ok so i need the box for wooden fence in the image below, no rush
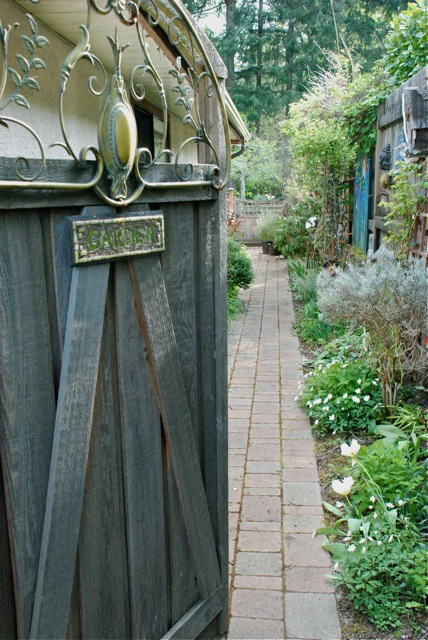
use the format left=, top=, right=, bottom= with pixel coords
left=372, top=65, right=428, bottom=261
left=230, top=196, right=285, bottom=244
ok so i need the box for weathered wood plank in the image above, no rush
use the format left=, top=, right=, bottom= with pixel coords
left=0, top=468, right=16, bottom=640
left=0, top=212, right=57, bottom=639
left=212, top=85, right=230, bottom=636
left=129, top=256, right=221, bottom=600
left=161, top=586, right=223, bottom=640
left=0, top=159, right=218, bottom=209
left=78, top=283, right=129, bottom=639
left=378, top=108, right=402, bottom=129
left=116, top=260, right=169, bottom=639
left=161, top=203, right=201, bottom=624
left=30, top=263, right=110, bottom=640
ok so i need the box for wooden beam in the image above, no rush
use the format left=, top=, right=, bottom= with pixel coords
left=30, top=263, right=110, bottom=640
left=129, top=256, right=222, bottom=599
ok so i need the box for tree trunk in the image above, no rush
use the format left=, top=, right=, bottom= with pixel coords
left=240, top=170, right=246, bottom=199
left=255, top=0, right=263, bottom=133
left=225, top=0, right=236, bottom=92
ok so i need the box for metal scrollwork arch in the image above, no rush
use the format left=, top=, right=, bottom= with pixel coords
left=0, top=0, right=231, bottom=204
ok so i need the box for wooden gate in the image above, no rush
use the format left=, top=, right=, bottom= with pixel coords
left=0, top=189, right=228, bottom=639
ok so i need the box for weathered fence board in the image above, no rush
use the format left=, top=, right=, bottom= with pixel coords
left=30, top=264, right=110, bottom=640
left=116, top=261, right=169, bottom=639
left=130, top=256, right=222, bottom=599
left=0, top=212, right=57, bottom=639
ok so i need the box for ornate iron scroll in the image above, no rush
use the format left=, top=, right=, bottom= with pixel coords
left=0, top=0, right=230, bottom=206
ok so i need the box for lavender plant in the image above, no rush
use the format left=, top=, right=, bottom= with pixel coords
left=316, top=250, right=427, bottom=407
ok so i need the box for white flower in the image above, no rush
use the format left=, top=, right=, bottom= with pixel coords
left=351, top=396, right=361, bottom=404
left=364, top=395, right=370, bottom=401
left=323, top=397, right=329, bottom=404
left=362, top=546, right=367, bottom=554
left=314, top=419, right=319, bottom=425
left=397, top=499, right=405, bottom=507
left=294, top=396, right=298, bottom=401
left=368, top=505, right=374, bottom=509
left=359, top=538, right=366, bottom=544
left=388, top=535, right=394, bottom=542
left=322, top=406, right=329, bottom=411
left=314, top=398, right=322, bottom=405
left=307, top=400, right=312, bottom=407
left=342, top=393, right=348, bottom=399
left=370, top=496, right=376, bottom=503
left=373, top=512, right=378, bottom=519
left=333, top=562, right=339, bottom=572
left=343, top=536, right=352, bottom=542
left=355, top=388, right=361, bottom=394
left=357, top=379, right=362, bottom=384
left=336, top=399, right=341, bottom=404
left=332, top=476, right=354, bottom=496
left=304, top=374, right=308, bottom=379
left=335, top=501, right=343, bottom=508
left=386, top=502, right=394, bottom=509
left=318, top=364, right=323, bottom=370
left=341, top=439, right=360, bottom=459
left=368, top=536, right=374, bottom=541
left=377, top=540, right=382, bottom=546
left=372, top=380, right=378, bottom=385
left=327, top=393, right=333, bottom=400
left=329, top=414, right=335, bottom=421
left=347, top=544, right=356, bottom=552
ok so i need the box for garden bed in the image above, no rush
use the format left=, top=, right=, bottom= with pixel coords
left=289, top=259, right=427, bottom=640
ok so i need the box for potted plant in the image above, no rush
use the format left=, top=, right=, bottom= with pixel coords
left=254, top=210, right=280, bottom=254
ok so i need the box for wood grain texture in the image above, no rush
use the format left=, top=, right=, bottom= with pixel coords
left=0, top=211, right=57, bottom=639
left=208, top=80, right=230, bottom=636
left=161, top=203, right=201, bottom=624
left=79, top=283, right=129, bottom=639
left=0, top=468, right=16, bottom=640
left=116, top=261, right=169, bottom=639
left=30, top=263, right=110, bottom=640
left=129, top=255, right=221, bottom=600
left=161, top=587, right=223, bottom=640
left=0, top=159, right=218, bottom=210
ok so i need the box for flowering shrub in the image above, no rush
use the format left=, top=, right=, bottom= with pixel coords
left=299, top=359, right=383, bottom=435
left=317, top=438, right=428, bottom=630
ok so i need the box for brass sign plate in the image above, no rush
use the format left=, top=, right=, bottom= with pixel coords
left=71, top=213, right=165, bottom=264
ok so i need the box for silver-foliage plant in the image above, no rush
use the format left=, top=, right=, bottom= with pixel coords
left=316, top=248, right=427, bottom=407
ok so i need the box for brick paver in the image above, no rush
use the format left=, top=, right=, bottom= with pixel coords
left=227, top=248, right=341, bottom=640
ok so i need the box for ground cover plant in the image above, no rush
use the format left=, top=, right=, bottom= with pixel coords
left=227, top=235, right=254, bottom=323
left=290, top=258, right=428, bottom=638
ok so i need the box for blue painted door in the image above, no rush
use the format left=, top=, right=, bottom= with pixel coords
left=353, top=155, right=370, bottom=252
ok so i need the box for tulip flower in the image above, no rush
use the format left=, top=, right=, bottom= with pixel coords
left=332, top=476, right=354, bottom=496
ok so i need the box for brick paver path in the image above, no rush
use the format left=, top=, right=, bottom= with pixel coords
left=227, top=248, right=341, bottom=640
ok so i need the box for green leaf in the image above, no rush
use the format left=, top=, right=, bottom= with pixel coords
left=322, top=542, right=347, bottom=557
left=314, top=527, right=347, bottom=537
left=347, top=518, right=361, bottom=534
left=386, top=508, right=397, bottom=526
left=375, top=424, right=407, bottom=440
left=321, top=501, right=345, bottom=517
